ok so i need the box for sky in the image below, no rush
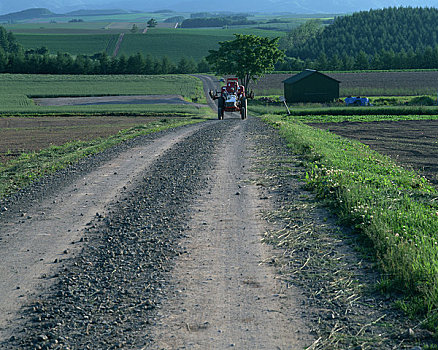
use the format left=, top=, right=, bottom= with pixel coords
left=0, top=0, right=437, bottom=15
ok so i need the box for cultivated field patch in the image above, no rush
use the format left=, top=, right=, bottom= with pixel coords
left=0, top=74, right=207, bottom=113
left=252, top=71, right=438, bottom=96
left=15, top=33, right=119, bottom=55
left=0, top=116, right=163, bottom=163
left=309, top=119, right=438, bottom=185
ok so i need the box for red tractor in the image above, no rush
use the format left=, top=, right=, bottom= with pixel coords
left=209, top=78, right=253, bottom=120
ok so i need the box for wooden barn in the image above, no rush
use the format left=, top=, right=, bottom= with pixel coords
left=283, top=69, right=340, bottom=103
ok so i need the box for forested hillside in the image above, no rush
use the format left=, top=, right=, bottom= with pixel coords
left=280, top=7, right=438, bottom=70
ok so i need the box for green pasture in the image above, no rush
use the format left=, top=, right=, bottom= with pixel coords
left=117, top=27, right=285, bottom=62
left=262, top=114, right=438, bottom=333
left=13, top=27, right=285, bottom=62
left=0, top=74, right=207, bottom=113
left=15, top=33, right=118, bottom=55
left=118, top=30, right=231, bottom=62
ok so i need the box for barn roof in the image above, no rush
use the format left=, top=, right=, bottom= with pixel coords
left=282, top=69, right=340, bottom=85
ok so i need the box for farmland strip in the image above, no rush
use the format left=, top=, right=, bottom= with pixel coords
left=112, top=32, right=125, bottom=57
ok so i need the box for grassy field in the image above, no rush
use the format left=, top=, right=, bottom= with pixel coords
left=261, top=114, right=438, bottom=334
left=16, top=33, right=118, bottom=55
left=0, top=74, right=207, bottom=114
left=13, top=27, right=285, bottom=61
left=0, top=117, right=207, bottom=199
left=0, top=73, right=214, bottom=197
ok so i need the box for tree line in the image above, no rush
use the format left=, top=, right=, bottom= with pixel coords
left=181, top=16, right=255, bottom=28
left=276, top=45, right=438, bottom=71
left=0, top=25, right=211, bottom=74
left=0, top=50, right=210, bottom=75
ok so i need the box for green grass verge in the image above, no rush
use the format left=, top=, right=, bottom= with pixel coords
left=0, top=117, right=207, bottom=199
left=261, top=114, right=438, bottom=334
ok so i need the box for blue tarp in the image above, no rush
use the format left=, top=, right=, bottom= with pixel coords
left=344, top=96, right=370, bottom=106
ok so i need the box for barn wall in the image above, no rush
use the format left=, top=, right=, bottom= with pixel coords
left=284, top=74, right=339, bottom=103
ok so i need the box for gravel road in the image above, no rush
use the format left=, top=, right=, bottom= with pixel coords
left=0, top=76, right=429, bottom=349
left=0, top=75, right=313, bottom=349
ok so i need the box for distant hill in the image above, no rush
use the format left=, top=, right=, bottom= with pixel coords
left=0, top=8, right=56, bottom=21
left=0, top=0, right=437, bottom=16
left=284, top=7, right=438, bottom=59
left=66, top=9, right=130, bottom=16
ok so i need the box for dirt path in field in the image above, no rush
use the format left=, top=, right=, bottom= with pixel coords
left=112, top=33, right=125, bottom=57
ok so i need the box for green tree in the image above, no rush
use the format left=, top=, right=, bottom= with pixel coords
left=127, top=52, right=144, bottom=74
left=117, top=55, right=128, bottom=74
left=354, top=50, right=369, bottom=69
left=147, top=18, right=158, bottom=28
left=0, top=48, right=7, bottom=72
left=197, top=58, right=210, bottom=73
left=328, top=54, right=342, bottom=71
left=316, top=52, right=328, bottom=70
left=98, top=52, right=110, bottom=74
left=279, top=19, right=323, bottom=53
left=160, top=56, right=174, bottom=74
left=206, top=34, right=284, bottom=90
left=177, top=57, right=196, bottom=74
left=143, top=55, right=155, bottom=74
left=130, top=24, right=139, bottom=33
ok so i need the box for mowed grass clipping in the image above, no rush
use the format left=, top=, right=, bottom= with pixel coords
left=261, top=114, right=438, bottom=332
left=0, top=74, right=206, bottom=113
left=0, top=117, right=206, bottom=199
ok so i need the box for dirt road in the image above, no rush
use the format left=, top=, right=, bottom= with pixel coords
left=0, top=76, right=428, bottom=349
left=0, top=76, right=312, bottom=349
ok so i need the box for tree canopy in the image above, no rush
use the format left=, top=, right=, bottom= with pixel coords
left=206, top=34, right=284, bottom=90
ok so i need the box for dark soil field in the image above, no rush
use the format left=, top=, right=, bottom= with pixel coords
left=254, top=71, right=438, bottom=96
left=0, top=116, right=160, bottom=163
left=309, top=119, right=438, bottom=185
